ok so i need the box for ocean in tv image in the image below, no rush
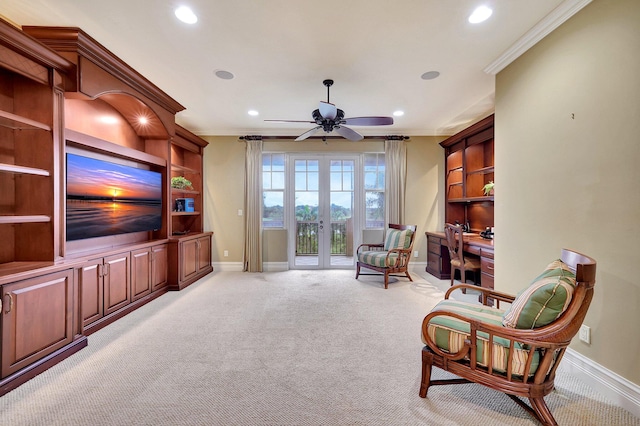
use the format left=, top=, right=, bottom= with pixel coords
left=66, top=153, right=163, bottom=241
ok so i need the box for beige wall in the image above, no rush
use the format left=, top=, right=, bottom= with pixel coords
left=202, top=136, right=445, bottom=265
left=495, top=0, right=640, bottom=384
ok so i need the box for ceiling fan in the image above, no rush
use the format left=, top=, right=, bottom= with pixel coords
left=265, top=79, right=394, bottom=141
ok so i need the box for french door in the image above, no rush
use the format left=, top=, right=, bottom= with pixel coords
left=288, top=154, right=361, bottom=269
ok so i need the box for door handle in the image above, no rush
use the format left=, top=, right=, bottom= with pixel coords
left=3, top=293, right=13, bottom=314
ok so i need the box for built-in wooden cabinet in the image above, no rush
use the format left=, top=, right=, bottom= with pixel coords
left=80, top=251, right=130, bottom=328
left=79, top=241, right=168, bottom=333
left=0, top=19, right=72, bottom=270
left=151, top=243, right=169, bottom=292
left=169, top=232, right=213, bottom=291
left=441, top=114, right=494, bottom=232
left=1, top=269, right=76, bottom=377
left=0, top=20, right=212, bottom=395
left=132, top=242, right=169, bottom=301
left=170, top=125, right=207, bottom=236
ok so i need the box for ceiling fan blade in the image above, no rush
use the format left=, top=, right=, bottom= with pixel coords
left=295, top=126, right=323, bottom=141
left=265, top=119, right=315, bottom=123
left=318, top=101, right=337, bottom=120
left=334, top=125, right=364, bottom=141
left=342, top=116, right=394, bottom=126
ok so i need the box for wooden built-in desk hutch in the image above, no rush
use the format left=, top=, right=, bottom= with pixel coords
left=426, top=115, right=495, bottom=290
left=0, top=20, right=212, bottom=395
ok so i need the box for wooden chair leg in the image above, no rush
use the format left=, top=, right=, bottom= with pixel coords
left=384, top=271, right=389, bottom=289
left=419, top=348, right=433, bottom=398
left=406, top=270, right=413, bottom=282
left=355, top=262, right=360, bottom=279
left=529, top=397, right=558, bottom=426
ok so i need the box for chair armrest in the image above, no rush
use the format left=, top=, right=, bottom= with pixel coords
left=356, top=243, right=384, bottom=254
left=385, top=248, right=412, bottom=267
left=445, top=284, right=516, bottom=307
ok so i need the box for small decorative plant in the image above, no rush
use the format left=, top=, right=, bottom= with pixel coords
left=171, top=176, right=193, bottom=190
left=482, top=181, right=494, bottom=196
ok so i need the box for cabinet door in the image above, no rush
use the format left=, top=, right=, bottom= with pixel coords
left=197, top=236, right=211, bottom=273
left=103, top=252, right=130, bottom=315
left=151, top=243, right=168, bottom=291
left=180, top=238, right=198, bottom=282
left=79, top=258, right=104, bottom=327
left=131, top=248, right=152, bottom=301
left=1, top=269, right=74, bottom=377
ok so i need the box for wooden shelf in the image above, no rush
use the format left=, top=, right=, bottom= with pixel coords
left=171, top=211, right=201, bottom=216
left=171, top=188, right=200, bottom=195
left=0, top=215, right=51, bottom=224
left=171, top=164, right=200, bottom=174
left=448, top=182, right=463, bottom=186
left=0, top=163, right=50, bottom=176
left=467, top=166, right=495, bottom=175
left=447, top=196, right=494, bottom=203
left=0, top=110, right=51, bottom=131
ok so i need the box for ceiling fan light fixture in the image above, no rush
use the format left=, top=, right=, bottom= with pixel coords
left=174, top=6, right=198, bottom=24
left=469, top=6, right=493, bottom=24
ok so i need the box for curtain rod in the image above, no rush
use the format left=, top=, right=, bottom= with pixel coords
left=238, top=135, right=409, bottom=142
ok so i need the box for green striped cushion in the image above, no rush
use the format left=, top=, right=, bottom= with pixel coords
left=424, top=300, right=540, bottom=376
left=502, top=259, right=576, bottom=329
left=358, top=251, right=399, bottom=268
left=384, top=229, right=413, bottom=250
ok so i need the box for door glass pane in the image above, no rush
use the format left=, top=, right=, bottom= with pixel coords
left=295, top=159, right=319, bottom=266
left=330, top=160, right=354, bottom=266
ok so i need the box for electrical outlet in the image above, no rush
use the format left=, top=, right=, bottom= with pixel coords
left=413, top=250, right=419, bottom=258
left=223, top=250, right=229, bottom=257
left=579, top=324, right=591, bottom=344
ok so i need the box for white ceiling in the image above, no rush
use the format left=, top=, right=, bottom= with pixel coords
left=0, top=0, right=582, bottom=138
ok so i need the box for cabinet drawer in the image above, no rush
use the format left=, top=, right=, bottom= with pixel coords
left=481, top=257, right=494, bottom=276
left=427, top=251, right=442, bottom=273
left=428, top=241, right=442, bottom=255
left=481, top=272, right=494, bottom=289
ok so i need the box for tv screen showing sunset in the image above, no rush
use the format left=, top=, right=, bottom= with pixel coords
left=66, top=153, right=163, bottom=241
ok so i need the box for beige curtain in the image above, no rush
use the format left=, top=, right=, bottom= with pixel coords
left=243, top=139, right=263, bottom=272
left=384, top=139, right=407, bottom=225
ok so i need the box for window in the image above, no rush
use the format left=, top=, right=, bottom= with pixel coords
left=262, top=153, right=285, bottom=228
left=364, top=153, right=385, bottom=228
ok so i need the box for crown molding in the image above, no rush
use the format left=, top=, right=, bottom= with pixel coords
left=484, top=0, right=593, bottom=75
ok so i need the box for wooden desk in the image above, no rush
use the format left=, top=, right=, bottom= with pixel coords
left=425, top=231, right=494, bottom=291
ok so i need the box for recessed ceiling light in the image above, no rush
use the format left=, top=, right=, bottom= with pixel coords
left=421, top=71, right=440, bottom=80
left=175, top=6, right=198, bottom=24
left=214, top=70, right=234, bottom=80
left=393, top=110, right=404, bottom=117
left=138, top=116, right=149, bottom=125
left=248, top=110, right=259, bottom=116
left=469, top=6, right=493, bottom=23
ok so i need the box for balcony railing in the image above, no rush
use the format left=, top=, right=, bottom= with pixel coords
left=296, top=219, right=353, bottom=256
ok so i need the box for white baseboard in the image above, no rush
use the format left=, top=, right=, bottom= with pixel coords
left=211, top=262, right=243, bottom=272
left=563, top=348, right=640, bottom=418
left=211, top=262, right=289, bottom=272
left=262, top=262, right=289, bottom=272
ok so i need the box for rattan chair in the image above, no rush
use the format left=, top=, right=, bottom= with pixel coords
left=419, top=249, right=596, bottom=426
left=355, top=224, right=416, bottom=289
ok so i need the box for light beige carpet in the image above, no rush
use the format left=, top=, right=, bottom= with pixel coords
left=0, top=269, right=638, bottom=425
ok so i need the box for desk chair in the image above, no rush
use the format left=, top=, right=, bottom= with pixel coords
left=444, top=223, right=481, bottom=289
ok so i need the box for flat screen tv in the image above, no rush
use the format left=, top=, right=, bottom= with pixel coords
left=66, top=153, right=163, bottom=241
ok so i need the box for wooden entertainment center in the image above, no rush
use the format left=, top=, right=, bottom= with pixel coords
left=0, top=20, right=212, bottom=394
